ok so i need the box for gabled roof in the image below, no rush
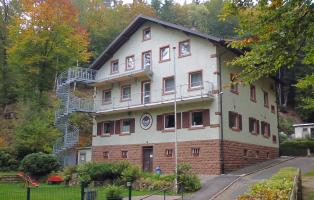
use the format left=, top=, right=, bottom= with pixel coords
left=90, top=15, right=242, bottom=70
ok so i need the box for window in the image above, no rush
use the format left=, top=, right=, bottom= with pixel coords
left=103, top=151, right=109, bottom=159
left=121, top=119, right=131, bottom=134
left=303, top=128, right=308, bottom=132
left=179, top=40, right=191, bottom=57
left=97, top=122, right=103, bottom=136
left=121, top=151, right=128, bottom=158
left=191, top=148, right=200, bottom=157
left=125, top=55, right=135, bottom=70
left=164, top=114, right=175, bottom=129
left=160, top=45, right=170, bottom=62
left=230, top=73, right=239, bottom=94
left=191, top=111, right=203, bottom=127
left=261, top=121, right=270, bottom=137
left=165, top=149, right=173, bottom=157
left=111, top=60, right=119, bottom=74
left=249, top=117, right=259, bottom=135
left=103, top=122, right=111, bottom=135
left=189, top=71, right=202, bottom=89
left=250, top=85, right=256, bottom=102
left=255, top=150, right=260, bottom=158
left=121, top=85, right=131, bottom=101
left=102, top=90, right=112, bottom=104
left=142, top=51, right=151, bottom=69
left=243, top=149, right=248, bottom=157
left=79, top=153, right=86, bottom=163
left=163, top=76, right=175, bottom=94
left=272, top=135, right=277, bottom=143
left=266, top=152, right=270, bottom=159
left=229, top=111, right=242, bottom=131
left=271, top=105, right=275, bottom=113
left=311, top=128, right=314, bottom=138
left=143, top=27, right=151, bottom=41
left=264, top=91, right=269, bottom=107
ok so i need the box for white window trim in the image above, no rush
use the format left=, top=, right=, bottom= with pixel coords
left=190, top=111, right=204, bottom=128
left=121, top=85, right=131, bottom=101
left=164, top=114, right=175, bottom=130
left=121, top=119, right=131, bottom=134
left=189, top=71, right=203, bottom=89
left=163, top=77, right=175, bottom=94
left=111, top=60, right=119, bottom=74
left=102, top=90, right=112, bottom=104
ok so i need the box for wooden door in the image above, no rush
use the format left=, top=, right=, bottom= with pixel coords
left=143, top=147, right=153, bottom=172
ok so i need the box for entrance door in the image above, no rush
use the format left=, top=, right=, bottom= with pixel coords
left=142, top=82, right=151, bottom=104
left=143, top=147, right=153, bottom=172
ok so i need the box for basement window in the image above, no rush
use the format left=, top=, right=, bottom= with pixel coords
left=191, top=148, right=200, bottom=157
left=103, top=151, right=109, bottom=159
left=165, top=149, right=173, bottom=157
left=121, top=151, right=128, bottom=158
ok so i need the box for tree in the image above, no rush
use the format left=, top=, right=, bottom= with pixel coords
left=221, top=0, right=314, bottom=107
left=8, top=0, right=91, bottom=102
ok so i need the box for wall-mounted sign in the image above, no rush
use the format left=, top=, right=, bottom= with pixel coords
left=140, top=113, right=153, bottom=130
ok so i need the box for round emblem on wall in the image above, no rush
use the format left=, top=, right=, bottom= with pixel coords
left=140, top=113, right=153, bottom=130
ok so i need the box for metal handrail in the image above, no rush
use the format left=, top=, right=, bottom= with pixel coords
left=139, top=182, right=184, bottom=200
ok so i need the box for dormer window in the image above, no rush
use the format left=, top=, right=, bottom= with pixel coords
left=160, top=45, right=170, bottom=62
left=111, top=60, right=119, bottom=74
left=126, top=55, right=135, bottom=70
left=179, top=40, right=191, bottom=57
left=143, top=27, right=151, bottom=41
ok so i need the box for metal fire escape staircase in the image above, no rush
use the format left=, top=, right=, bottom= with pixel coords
left=53, top=67, right=97, bottom=155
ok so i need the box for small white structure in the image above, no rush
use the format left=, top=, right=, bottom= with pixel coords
left=77, top=147, right=92, bottom=165
left=293, top=123, right=314, bottom=139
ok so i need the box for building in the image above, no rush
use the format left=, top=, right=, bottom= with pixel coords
left=293, top=123, right=314, bottom=139
left=77, top=147, right=92, bottom=165
left=54, top=15, right=279, bottom=174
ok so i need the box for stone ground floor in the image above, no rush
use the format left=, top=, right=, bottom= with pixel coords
left=92, top=139, right=279, bottom=175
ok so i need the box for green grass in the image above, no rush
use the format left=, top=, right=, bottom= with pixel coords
left=304, top=168, right=314, bottom=177
left=0, top=183, right=172, bottom=200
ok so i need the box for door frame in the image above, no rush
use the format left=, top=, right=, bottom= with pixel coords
left=142, top=146, right=154, bottom=172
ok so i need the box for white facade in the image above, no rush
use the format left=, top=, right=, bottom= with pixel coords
left=293, top=123, right=314, bottom=139
left=77, top=147, right=92, bottom=164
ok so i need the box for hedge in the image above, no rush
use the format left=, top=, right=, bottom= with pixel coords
left=280, top=140, right=314, bottom=156
left=237, top=167, right=298, bottom=200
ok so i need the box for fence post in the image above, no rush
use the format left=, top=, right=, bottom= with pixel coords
left=26, top=187, right=30, bottom=200
left=163, top=190, right=166, bottom=200
left=127, top=182, right=132, bottom=200
left=81, top=182, right=86, bottom=200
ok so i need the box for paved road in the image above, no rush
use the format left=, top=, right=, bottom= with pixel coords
left=214, top=157, right=314, bottom=200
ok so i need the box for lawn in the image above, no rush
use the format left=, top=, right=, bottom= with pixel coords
left=0, top=183, right=167, bottom=200
left=304, top=168, right=314, bottom=177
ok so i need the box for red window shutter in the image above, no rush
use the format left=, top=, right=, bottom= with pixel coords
left=115, top=120, right=121, bottom=135
left=97, top=122, right=103, bottom=136
left=228, top=111, right=233, bottom=129
left=130, top=118, right=135, bottom=133
left=109, top=121, right=114, bottom=135
left=176, top=113, right=182, bottom=129
left=182, top=112, right=190, bottom=128
left=249, top=117, right=253, bottom=132
left=238, top=114, right=242, bottom=130
left=157, top=115, right=164, bottom=131
left=257, top=120, right=260, bottom=134
left=203, top=109, right=210, bottom=126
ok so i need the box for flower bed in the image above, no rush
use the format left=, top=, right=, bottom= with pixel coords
left=237, top=167, right=298, bottom=200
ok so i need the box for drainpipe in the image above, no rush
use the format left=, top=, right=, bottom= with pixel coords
left=217, top=47, right=227, bottom=175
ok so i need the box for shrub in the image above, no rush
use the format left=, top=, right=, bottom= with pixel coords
left=0, top=150, right=19, bottom=171
left=121, top=165, right=140, bottom=182
left=63, top=165, right=77, bottom=184
left=237, top=167, right=297, bottom=200
left=20, top=152, right=60, bottom=177
left=134, top=175, right=174, bottom=191
left=280, top=139, right=314, bottom=156
left=105, top=185, right=123, bottom=199
left=177, top=163, right=201, bottom=192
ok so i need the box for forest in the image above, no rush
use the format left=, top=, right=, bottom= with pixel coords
left=0, top=0, right=313, bottom=158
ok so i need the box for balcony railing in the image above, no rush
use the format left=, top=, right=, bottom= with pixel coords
left=57, top=67, right=97, bottom=87
left=94, top=81, right=215, bottom=113
left=95, top=58, right=153, bottom=85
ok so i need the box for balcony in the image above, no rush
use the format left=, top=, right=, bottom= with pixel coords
left=94, top=81, right=215, bottom=114
left=92, top=59, right=153, bottom=86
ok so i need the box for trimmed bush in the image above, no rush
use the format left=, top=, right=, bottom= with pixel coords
left=280, top=140, right=314, bottom=156
left=0, top=150, right=19, bottom=171
left=134, top=173, right=175, bottom=191
left=20, top=152, right=60, bottom=177
left=237, top=167, right=298, bottom=200
left=177, top=163, right=201, bottom=192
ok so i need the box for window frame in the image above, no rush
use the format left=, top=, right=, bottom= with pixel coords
left=121, top=84, right=131, bottom=101
left=159, top=45, right=171, bottom=63
left=125, top=55, right=135, bottom=71
left=250, top=84, right=256, bottom=102
left=271, top=105, right=275, bottom=113
left=142, top=27, right=151, bottom=41
left=249, top=117, right=259, bottom=135
left=263, top=91, right=269, bottom=108
left=272, top=135, right=277, bottom=143
left=164, top=113, right=175, bottom=130
left=165, top=149, right=173, bottom=157
left=103, top=151, right=109, bottom=159
left=190, top=111, right=204, bottom=128
left=261, top=121, right=271, bottom=138
left=229, top=111, right=242, bottom=131
left=189, top=70, right=203, bottom=90
left=102, top=89, right=112, bottom=105
left=142, top=50, right=152, bottom=69
left=191, top=148, right=200, bottom=157
left=230, top=73, right=239, bottom=94
left=121, top=119, right=131, bottom=134
left=110, top=59, right=119, bottom=74
left=121, top=150, right=128, bottom=158
left=178, top=39, right=191, bottom=58
left=103, top=121, right=112, bottom=135
left=163, top=76, right=175, bottom=95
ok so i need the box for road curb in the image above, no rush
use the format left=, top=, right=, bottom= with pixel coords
left=209, top=157, right=296, bottom=200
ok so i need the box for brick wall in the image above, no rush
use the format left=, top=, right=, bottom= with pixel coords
left=92, top=139, right=279, bottom=175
